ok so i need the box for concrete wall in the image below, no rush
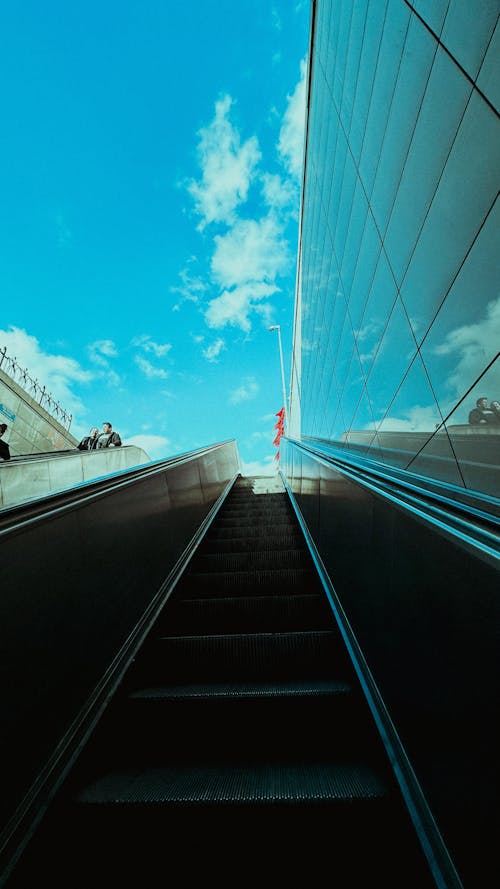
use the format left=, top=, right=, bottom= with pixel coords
left=0, top=446, right=152, bottom=508
left=0, top=369, right=78, bottom=456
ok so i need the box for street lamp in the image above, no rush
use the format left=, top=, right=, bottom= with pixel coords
left=268, top=324, right=287, bottom=431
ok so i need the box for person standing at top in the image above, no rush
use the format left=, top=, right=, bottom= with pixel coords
left=96, top=421, right=122, bottom=448
left=77, top=426, right=99, bottom=451
left=0, top=423, right=11, bottom=460
left=468, top=397, right=495, bottom=425
left=489, top=400, right=500, bottom=425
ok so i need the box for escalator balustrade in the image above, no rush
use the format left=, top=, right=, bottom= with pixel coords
left=7, top=475, right=436, bottom=887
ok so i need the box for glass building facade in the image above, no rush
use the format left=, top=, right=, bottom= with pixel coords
left=290, top=0, right=500, bottom=499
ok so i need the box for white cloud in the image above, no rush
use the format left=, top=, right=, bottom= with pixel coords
left=278, top=57, right=307, bottom=181
left=228, top=376, right=259, bottom=404
left=240, top=456, right=279, bottom=476
left=367, top=405, right=441, bottom=433
left=433, top=296, right=500, bottom=396
left=171, top=263, right=208, bottom=309
left=134, top=355, right=169, bottom=379
left=88, top=339, right=118, bottom=367
left=132, top=334, right=172, bottom=358
left=271, top=6, right=282, bottom=30
left=261, top=172, right=297, bottom=212
left=211, top=215, right=291, bottom=288
left=123, top=434, right=170, bottom=460
left=202, top=338, right=226, bottom=362
left=0, top=326, right=92, bottom=420
left=205, top=282, right=279, bottom=332
left=188, top=94, right=261, bottom=229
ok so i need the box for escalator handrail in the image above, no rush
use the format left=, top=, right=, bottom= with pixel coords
left=0, top=439, right=239, bottom=536
left=280, top=466, right=464, bottom=889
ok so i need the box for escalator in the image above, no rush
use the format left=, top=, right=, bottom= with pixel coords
left=5, top=475, right=437, bottom=887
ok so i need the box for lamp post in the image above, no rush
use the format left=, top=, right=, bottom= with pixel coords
left=268, top=324, right=287, bottom=432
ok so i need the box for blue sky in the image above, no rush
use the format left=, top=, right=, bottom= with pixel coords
left=0, top=1, right=310, bottom=472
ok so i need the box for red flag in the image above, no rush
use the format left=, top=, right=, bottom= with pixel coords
left=275, top=407, right=285, bottom=418
left=274, top=418, right=284, bottom=431
left=274, top=450, right=280, bottom=461
left=273, top=432, right=282, bottom=447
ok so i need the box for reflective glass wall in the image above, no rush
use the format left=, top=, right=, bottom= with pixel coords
left=291, top=0, right=500, bottom=496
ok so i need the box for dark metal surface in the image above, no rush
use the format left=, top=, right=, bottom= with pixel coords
left=280, top=436, right=499, bottom=889
left=0, top=439, right=239, bottom=877
left=3, top=474, right=436, bottom=889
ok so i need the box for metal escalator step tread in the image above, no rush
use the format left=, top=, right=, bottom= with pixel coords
left=161, top=593, right=332, bottom=632
left=184, top=567, right=314, bottom=585
left=208, top=525, right=297, bottom=539
left=157, top=629, right=337, bottom=644
left=200, top=536, right=305, bottom=553
left=129, top=679, right=352, bottom=701
left=216, top=513, right=295, bottom=522
left=167, top=593, right=325, bottom=615
left=75, top=762, right=388, bottom=805
left=150, top=630, right=344, bottom=671
left=220, top=508, right=293, bottom=518
left=192, top=550, right=310, bottom=571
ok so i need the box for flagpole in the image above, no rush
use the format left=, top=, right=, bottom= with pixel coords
left=268, top=325, right=287, bottom=433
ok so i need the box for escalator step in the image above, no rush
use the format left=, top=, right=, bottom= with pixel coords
left=199, top=533, right=305, bottom=553
left=160, top=593, right=332, bottom=633
left=132, top=630, right=351, bottom=683
left=129, top=678, right=352, bottom=701
left=207, top=520, right=298, bottom=538
left=179, top=567, right=315, bottom=595
left=75, top=761, right=388, bottom=805
left=190, top=549, right=311, bottom=572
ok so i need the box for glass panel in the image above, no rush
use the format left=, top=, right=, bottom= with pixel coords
left=444, top=356, right=500, bottom=497
left=441, top=0, right=498, bottom=80
left=327, top=127, right=348, bottom=238
left=315, top=0, right=331, bottom=64
left=413, top=0, right=450, bottom=35
left=367, top=353, right=458, bottom=480
left=400, top=92, right=500, bottom=340
left=349, top=210, right=382, bottom=335
left=334, top=316, right=356, bottom=392
left=348, top=0, right=389, bottom=162
left=334, top=149, right=358, bottom=263
left=325, top=363, right=342, bottom=439
left=339, top=2, right=370, bottom=132
left=477, top=17, right=500, bottom=112
left=332, top=3, right=355, bottom=110
left=357, top=250, right=401, bottom=379
left=365, top=296, right=418, bottom=422
left=341, top=180, right=369, bottom=301
left=340, top=348, right=367, bottom=433
left=345, top=385, right=379, bottom=454
left=419, top=197, right=500, bottom=425
left=384, top=47, right=472, bottom=286
left=328, top=275, right=348, bottom=365
left=358, top=2, right=412, bottom=197
left=325, top=0, right=343, bottom=90
left=404, top=426, right=466, bottom=488
left=370, top=17, right=437, bottom=235
left=331, top=400, right=349, bottom=444
left=316, top=77, right=329, bottom=186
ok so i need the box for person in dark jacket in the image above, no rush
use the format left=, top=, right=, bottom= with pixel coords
left=96, top=421, right=122, bottom=449
left=0, top=423, right=11, bottom=460
left=77, top=426, right=99, bottom=451
left=468, top=397, right=495, bottom=425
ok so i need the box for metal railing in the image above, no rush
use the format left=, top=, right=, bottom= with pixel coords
left=0, top=346, right=72, bottom=430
